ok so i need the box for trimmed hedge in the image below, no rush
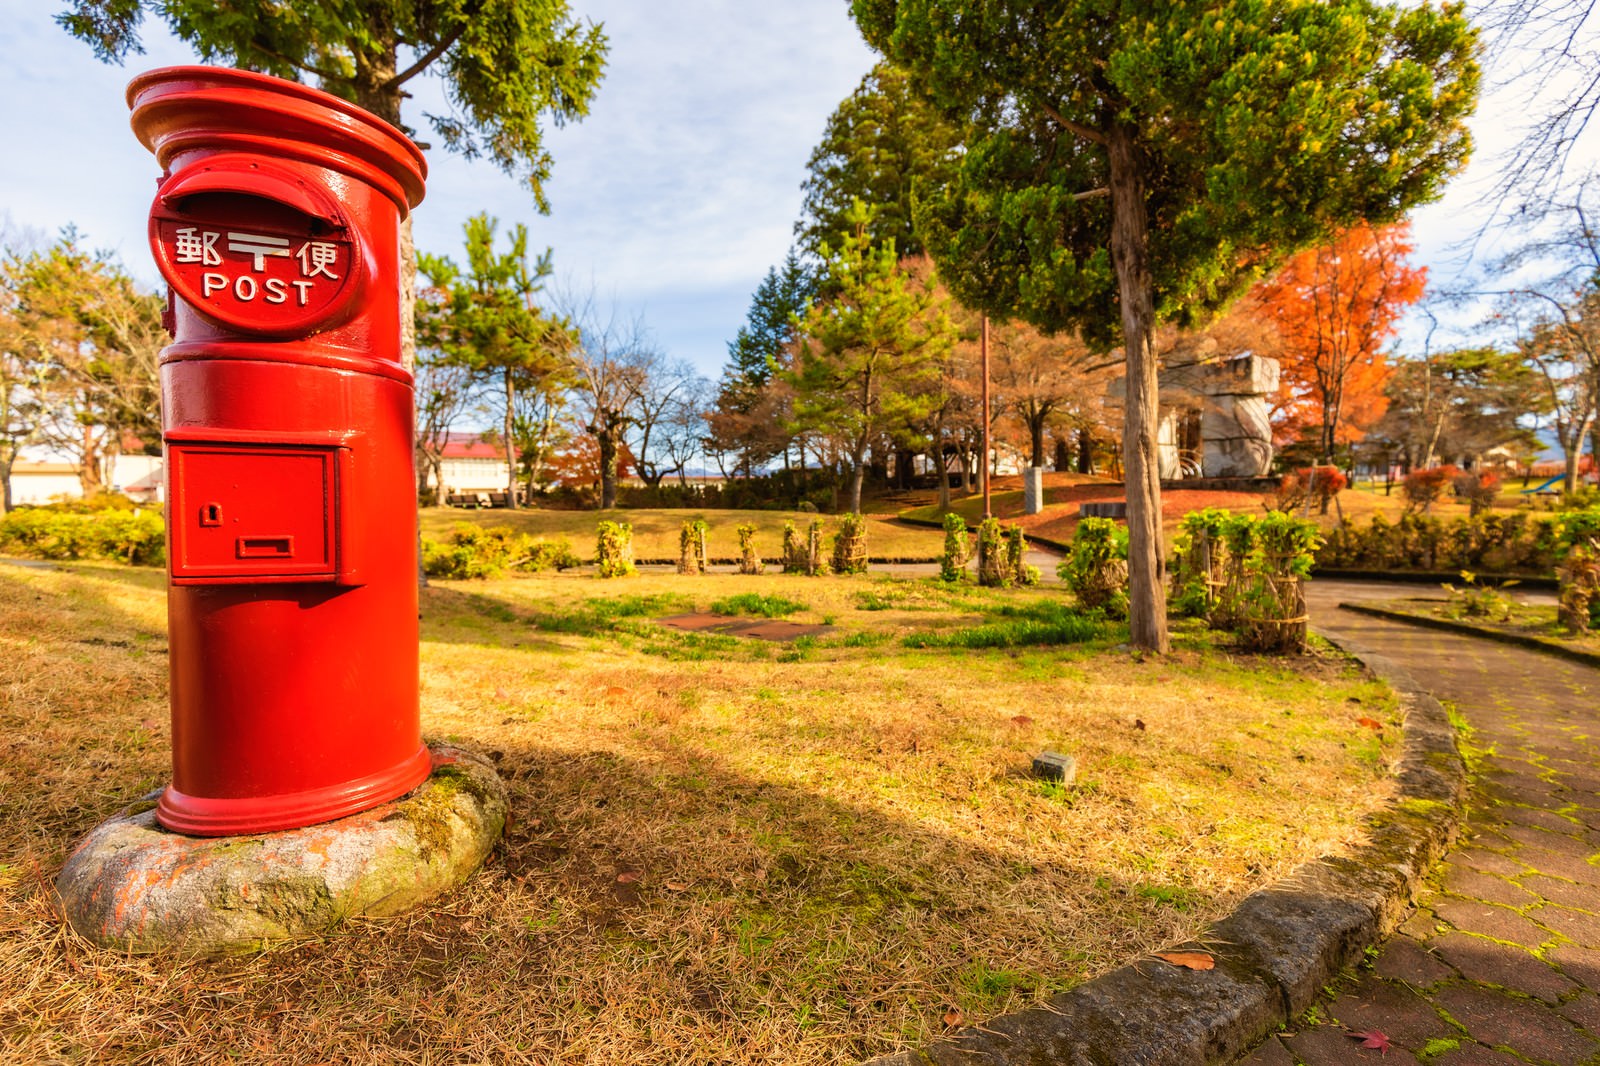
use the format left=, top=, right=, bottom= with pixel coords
left=0, top=505, right=165, bottom=566
left=1316, top=511, right=1589, bottom=575
left=422, top=523, right=579, bottom=579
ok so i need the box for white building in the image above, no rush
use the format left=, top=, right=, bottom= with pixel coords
left=7, top=451, right=165, bottom=506
left=422, top=432, right=515, bottom=503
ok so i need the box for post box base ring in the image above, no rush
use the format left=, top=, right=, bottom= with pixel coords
left=156, top=744, right=435, bottom=837
left=55, top=745, right=506, bottom=955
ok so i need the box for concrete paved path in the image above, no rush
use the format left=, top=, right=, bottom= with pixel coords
left=1238, top=580, right=1600, bottom=1065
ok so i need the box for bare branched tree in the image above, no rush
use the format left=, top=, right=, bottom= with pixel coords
left=413, top=355, right=479, bottom=501
left=1481, top=0, right=1600, bottom=204
left=1479, top=179, right=1600, bottom=491
left=556, top=285, right=651, bottom=509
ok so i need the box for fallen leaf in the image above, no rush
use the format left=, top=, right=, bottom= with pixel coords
left=1133, top=719, right=1146, bottom=731
left=1010, top=715, right=1034, bottom=727
left=1347, top=1029, right=1390, bottom=1054
left=495, top=688, right=509, bottom=700
left=1154, top=951, right=1215, bottom=970
left=604, top=686, right=628, bottom=699
left=665, top=881, right=690, bottom=892
left=615, top=870, right=642, bottom=884
left=942, top=1007, right=964, bottom=1029
left=1356, top=717, right=1384, bottom=731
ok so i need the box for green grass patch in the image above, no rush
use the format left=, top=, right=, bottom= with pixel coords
left=526, top=592, right=691, bottom=636
left=903, top=599, right=1117, bottom=649
left=711, top=592, right=808, bottom=618
left=903, top=614, right=1114, bottom=649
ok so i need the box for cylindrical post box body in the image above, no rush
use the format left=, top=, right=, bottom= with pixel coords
left=129, top=67, right=431, bottom=836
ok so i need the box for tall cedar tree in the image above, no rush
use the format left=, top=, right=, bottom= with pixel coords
left=417, top=214, right=575, bottom=508
left=853, top=0, right=1478, bottom=652
left=710, top=250, right=814, bottom=474
left=59, top=0, right=608, bottom=366
left=1257, top=222, right=1426, bottom=462
left=787, top=203, right=956, bottom=514
left=797, top=62, right=961, bottom=261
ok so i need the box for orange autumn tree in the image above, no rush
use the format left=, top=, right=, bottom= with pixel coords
left=1257, top=222, right=1426, bottom=462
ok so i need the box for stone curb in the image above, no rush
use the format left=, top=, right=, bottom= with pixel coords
left=862, top=624, right=1468, bottom=1066
left=1338, top=601, right=1600, bottom=670
left=1311, top=567, right=1559, bottom=590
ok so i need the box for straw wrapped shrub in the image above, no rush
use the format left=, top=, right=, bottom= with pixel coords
left=736, top=522, right=764, bottom=575
left=1059, top=517, right=1129, bottom=616
left=596, top=520, right=635, bottom=578
left=831, top=513, right=868, bottom=575
left=939, top=512, right=969, bottom=583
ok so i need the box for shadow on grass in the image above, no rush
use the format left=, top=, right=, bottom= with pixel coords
left=0, top=562, right=1316, bottom=1064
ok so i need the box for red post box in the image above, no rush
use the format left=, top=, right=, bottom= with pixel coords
left=129, top=66, right=432, bottom=836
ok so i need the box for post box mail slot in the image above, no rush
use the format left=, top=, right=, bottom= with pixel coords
left=149, top=158, right=360, bottom=338
left=168, top=442, right=344, bottom=584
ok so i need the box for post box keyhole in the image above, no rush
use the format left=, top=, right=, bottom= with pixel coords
left=200, top=503, right=223, bottom=527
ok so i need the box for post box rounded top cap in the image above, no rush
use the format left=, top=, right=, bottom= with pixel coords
left=127, top=66, right=426, bottom=216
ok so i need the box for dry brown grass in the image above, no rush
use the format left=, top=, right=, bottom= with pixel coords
left=0, top=561, right=1401, bottom=1065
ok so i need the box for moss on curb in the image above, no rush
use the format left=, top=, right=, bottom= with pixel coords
left=1339, top=602, right=1600, bottom=669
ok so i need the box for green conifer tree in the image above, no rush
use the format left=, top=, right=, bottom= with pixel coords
left=786, top=202, right=956, bottom=514
left=853, top=0, right=1479, bottom=651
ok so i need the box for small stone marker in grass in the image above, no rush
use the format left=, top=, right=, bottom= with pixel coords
left=1032, top=751, right=1077, bottom=783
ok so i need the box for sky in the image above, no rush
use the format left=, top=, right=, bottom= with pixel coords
left=0, top=1, right=1593, bottom=382
left=0, top=0, right=875, bottom=380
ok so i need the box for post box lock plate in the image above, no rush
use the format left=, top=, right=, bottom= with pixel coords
left=149, top=155, right=362, bottom=337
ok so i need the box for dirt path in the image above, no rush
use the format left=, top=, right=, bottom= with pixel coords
left=1237, top=581, right=1600, bottom=1065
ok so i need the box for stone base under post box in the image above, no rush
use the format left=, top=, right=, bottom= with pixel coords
left=55, top=745, right=506, bottom=954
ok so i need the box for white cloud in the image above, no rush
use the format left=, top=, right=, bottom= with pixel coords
left=0, top=0, right=874, bottom=379
left=5, top=0, right=1596, bottom=375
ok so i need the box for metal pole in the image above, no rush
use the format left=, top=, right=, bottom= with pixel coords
left=981, top=314, right=991, bottom=519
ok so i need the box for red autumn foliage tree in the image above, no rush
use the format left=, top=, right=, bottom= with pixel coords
left=547, top=433, right=635, bottom=494
left=1257, top=222, right=1426, bottom=461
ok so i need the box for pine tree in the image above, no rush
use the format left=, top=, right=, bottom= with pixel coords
left=797, top=62, right=961, bottom=260
left=707, top=249, right=815, bottom=475
left=854, top=0, right=1478, bottom=651
left=417, top=214, right=575, bottom=509
left=785, top=202, right=956, bottom=513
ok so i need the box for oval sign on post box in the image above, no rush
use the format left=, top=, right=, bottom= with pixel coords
left=149, top=157, right=362, bottom=337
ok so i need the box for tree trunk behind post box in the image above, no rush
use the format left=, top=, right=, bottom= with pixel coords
left=349, top=43, right=429, bottom=579
left=1108, top=122, right=1169, bottom=654
left=503, top=371, right=519, bottom=509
